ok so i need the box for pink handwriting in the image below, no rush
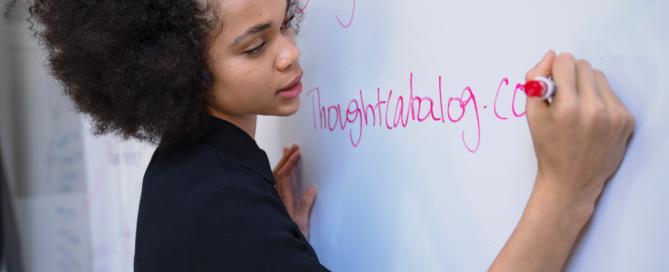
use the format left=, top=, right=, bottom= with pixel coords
left=493, top=77, right=527, bottom=120
left=297, top=0, right=356, bottom=28
left=306, top=73, right=528, bottom=152
left=336, top=0, right=356, bottom=28
left=296, top=0, right=310, bottom=14
left=307, top=73, right=494, bottom=152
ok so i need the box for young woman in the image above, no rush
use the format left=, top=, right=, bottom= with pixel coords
left=21, top=0, right=634, bottom=271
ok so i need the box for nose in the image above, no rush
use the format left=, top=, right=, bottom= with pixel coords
left=275, top=38, right=300, bottom=71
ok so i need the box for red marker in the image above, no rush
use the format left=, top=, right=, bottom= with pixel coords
left=524, top=76, right=555, bottom=100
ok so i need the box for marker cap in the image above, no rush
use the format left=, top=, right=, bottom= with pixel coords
left=525, top=76, right=555, bottom=99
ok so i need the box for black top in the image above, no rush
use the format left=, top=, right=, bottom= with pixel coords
left=134, top=117, right=329, bottom=271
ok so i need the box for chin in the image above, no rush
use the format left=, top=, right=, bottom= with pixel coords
left=274, top=97, right=301, bottom=116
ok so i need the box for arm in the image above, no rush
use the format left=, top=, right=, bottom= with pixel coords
left=490, top=51, right=635, bottom=271
left=489, top=176, right=595, bottom=271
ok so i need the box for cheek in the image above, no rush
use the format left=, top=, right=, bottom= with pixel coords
left=227, top=66, right=271, bottom=98
left=211, top=61, right=273, bottom=110
left=227, top=56, right=271, bottom=84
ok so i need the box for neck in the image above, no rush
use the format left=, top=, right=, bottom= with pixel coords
left=209, top=109, right=257, bottom=138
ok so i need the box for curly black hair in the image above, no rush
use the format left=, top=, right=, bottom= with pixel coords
left=5, top=0, right=300, bottom=144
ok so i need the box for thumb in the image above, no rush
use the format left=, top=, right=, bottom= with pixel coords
left=298, top=185, right=318, bottom=219
left=296, top=185, right=318, bottom=239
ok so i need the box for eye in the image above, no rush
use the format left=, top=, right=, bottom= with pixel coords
left=245, top=40, right=267, bottom=56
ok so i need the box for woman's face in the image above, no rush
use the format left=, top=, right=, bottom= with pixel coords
left=206, top=0, right=302, bottom=120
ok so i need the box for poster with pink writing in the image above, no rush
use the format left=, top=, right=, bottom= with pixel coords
left=256, top=0, right=669, bottom=271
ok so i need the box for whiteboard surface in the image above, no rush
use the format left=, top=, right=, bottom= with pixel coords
left=2, top=0, right=667, bottom=271
left=257, top=0, right=669, bottom=271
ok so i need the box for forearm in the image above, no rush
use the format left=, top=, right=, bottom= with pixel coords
left=489, top=177, right=596, bottom=271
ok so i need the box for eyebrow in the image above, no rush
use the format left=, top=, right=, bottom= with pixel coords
left=230, top=0, right=291, bottom=48
left=230, top=22, right=273, bottom=48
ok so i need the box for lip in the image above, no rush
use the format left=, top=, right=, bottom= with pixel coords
left=276, top=72, right=304, bottom=98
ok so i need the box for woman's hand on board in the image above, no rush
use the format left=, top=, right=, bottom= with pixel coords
left=525, top=50, right=635, bottom=208
left=273, top=144, right=318, bottom=240
left=490, top=50, right=635, bottom=271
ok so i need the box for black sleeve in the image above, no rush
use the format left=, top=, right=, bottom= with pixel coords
left=189, top=181, right=330, bottom=272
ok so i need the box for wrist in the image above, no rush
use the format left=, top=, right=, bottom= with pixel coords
left=535, top=169, right=605, bottom=206
left=530, top=178, right=596, bottom=230
left=490, top=178, right=597, bottom=271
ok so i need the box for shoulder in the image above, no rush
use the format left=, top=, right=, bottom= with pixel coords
left=142, top=139, right=273, bottom=195
left=137, top=139, right=278, bottom=230
left=134, top=141, right=274, bottom=269
left=134, top=141, right=328, bottom=271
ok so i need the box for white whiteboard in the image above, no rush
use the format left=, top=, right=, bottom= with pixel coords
left=257, top=0, right=669, bottom=271
left=3, top=0, right=668, bottom=271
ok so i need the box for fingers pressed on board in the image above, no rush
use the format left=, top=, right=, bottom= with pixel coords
left=274, top=145, right=300, bottom=176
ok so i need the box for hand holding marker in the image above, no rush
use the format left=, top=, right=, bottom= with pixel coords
left=491, top=51, right=635, bottom=270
